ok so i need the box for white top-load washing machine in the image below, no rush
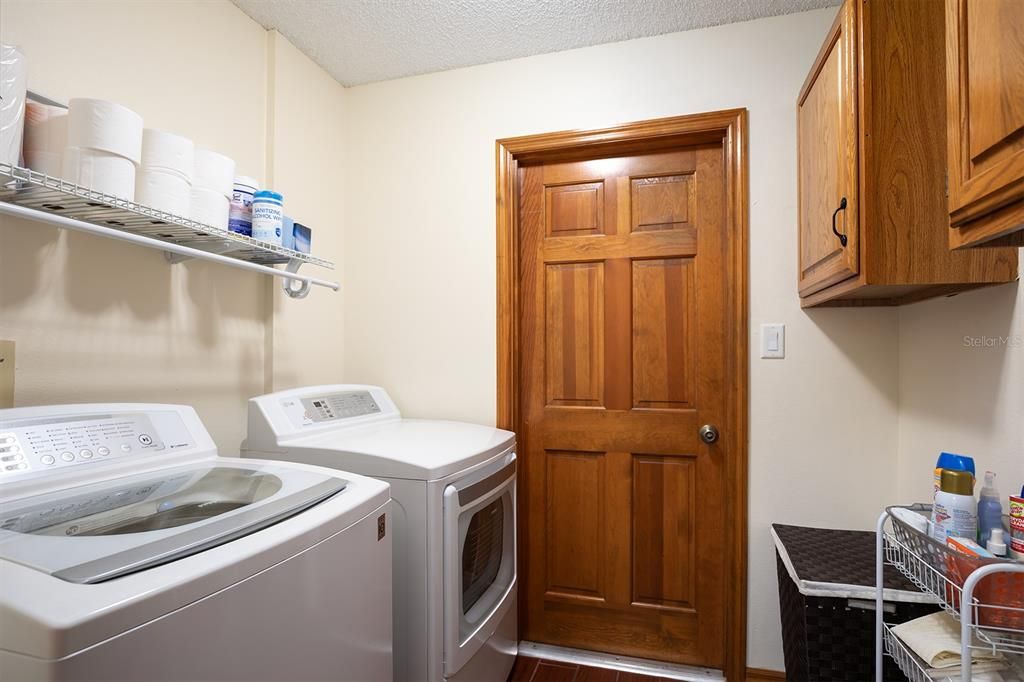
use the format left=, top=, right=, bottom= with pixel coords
left=244, top=385, right=517, bottom=682
left=0, top=403, right=393, bottom=682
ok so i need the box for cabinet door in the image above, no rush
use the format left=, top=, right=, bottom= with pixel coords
left=797, top=1, right=859, bottom=296
left=947, top=0, right=1024, bottom=245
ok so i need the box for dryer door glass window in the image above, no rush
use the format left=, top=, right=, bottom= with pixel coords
left=462, top=496, right=504, bottom=613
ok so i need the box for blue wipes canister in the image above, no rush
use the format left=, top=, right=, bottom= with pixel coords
left=251, top=189, right=284, bottom=245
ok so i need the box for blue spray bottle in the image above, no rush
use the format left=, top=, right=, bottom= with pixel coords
left=978, top=471, right=1003, bottom=545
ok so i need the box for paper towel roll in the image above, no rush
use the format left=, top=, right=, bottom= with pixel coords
left=25, top=151, right=63, bottom=177
left=67, top=98, right=143, bottom=164
left=190, top=186, right=229, bottom=230
left=137, top=167, right=191, bottom=216
left=63, top=146, right=136, bottom=200
left=193, top=149, right=235, bottom=198
left=25, top=102, right=68, bottom=153
left=141, top=128, right=193, bottom=181
left=0, top=44, right=28, bottom=166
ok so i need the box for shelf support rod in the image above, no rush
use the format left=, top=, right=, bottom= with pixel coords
left=0, top=201, right=340, bottom=292
left=875, top=510, right=887, bottom=682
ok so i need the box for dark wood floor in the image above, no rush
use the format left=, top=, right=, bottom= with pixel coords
left=509, top=657, right=673, bottom=682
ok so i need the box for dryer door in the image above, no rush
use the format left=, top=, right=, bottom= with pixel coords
left=442, top=451, right=517, bottom=677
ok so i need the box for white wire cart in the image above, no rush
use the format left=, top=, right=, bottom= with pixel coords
left=876, top=505, right=1024, bottom=682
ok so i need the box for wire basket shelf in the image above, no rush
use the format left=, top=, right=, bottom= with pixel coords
left=883, top=623, right=939, bottom=682
left=0, top=163, right=333, bottom=269
left=883, top=505, right=1024, bottom=657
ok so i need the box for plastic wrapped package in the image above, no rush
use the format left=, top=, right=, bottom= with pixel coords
left=0, top=44, right=28, bottom=166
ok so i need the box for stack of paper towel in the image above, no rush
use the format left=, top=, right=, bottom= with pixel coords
left=63, top=98, right=142, bottom=201
left=190, top=149, right=235, bottom=230
left=0, top=44, right=27, bottom=167
left=24, top=102, right=67, bottom=177
left=136, top=129, right=193, bottom=216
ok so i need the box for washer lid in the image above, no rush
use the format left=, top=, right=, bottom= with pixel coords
left=0, top=460, right=345, bottom=583
left=292, top=419, right=515, bottom=480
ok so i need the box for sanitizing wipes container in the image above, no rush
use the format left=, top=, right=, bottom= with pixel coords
left=229, top=176, right=259, bottom=236
left=252, top=190, right=283, bottom=245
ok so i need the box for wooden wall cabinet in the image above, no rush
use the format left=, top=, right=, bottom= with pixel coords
left=946, top=0, right=1024, bottom=249
left=797, top=0, right=1018, bottom=308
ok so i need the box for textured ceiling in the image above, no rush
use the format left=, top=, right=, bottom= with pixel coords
left=232, top=0, right=840, bottom=87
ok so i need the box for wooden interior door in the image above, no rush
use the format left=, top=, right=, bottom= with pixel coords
left=517, top=144, right=731, bottom=668
left=946, top=0, right=1024, bottom=231
left=797, top=0, right=859, bottom=296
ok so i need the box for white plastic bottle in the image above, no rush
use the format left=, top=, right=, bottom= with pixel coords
left=987, top=528, right=1008, bottom=557
left=932, top=469, right=978, bottom=541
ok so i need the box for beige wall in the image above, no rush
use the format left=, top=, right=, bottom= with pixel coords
left=897, top=276, right=1024, bottom=503
left=0, top=0, right=269, bottom=450
left=0, top=3, right=345, bottom=450
left=342, top=7, right=903, bottom=669
left=266, top=31, right=348, bottom=391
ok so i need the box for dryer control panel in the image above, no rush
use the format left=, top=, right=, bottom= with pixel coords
left=283, top=390, right=382, bottom=427
left=0, top=410, right=193, bottom=478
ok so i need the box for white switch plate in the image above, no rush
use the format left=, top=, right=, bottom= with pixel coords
left=760, top=324, right=785, bottom=359
left=0, top=340, right=13, bottom=408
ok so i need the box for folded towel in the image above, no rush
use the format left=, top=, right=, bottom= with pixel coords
left=891, top=612, right=1006, bottom=669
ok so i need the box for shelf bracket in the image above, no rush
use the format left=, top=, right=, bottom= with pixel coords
left=282, top=259, right=312, bottom=299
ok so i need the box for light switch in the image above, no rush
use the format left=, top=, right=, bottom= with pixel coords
left=760, top=324, right=785, bottom=359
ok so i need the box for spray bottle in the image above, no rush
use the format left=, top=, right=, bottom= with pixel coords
left=978, top=471, right=1003, bottom=545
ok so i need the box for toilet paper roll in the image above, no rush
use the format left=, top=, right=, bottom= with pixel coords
left=63, top=146, right=136, bottom=200
left=25, top=150, right=63, bottom=177
left=193, top=149, right=235, bottom=198
left=67, top=98, right=143, bottom=164
left=190, top=186, right=230, bottom=230
left=0, top=44, right=28, bottom=166
left=136, top=167, right=191, bottom=216
left=25, top=102, right=68, bottom=154
left=141, top=128, right=193, bottom=181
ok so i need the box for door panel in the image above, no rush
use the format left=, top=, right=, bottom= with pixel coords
left=545, top=263, right=605, bottom=407
left=797, top=0, right=859, bottom=295
left=544, top=450, right=606, bottom=601
left=632, top=454, right=696, bottom=611
left=519, top=144, right=728, bottom=667
left=631, top=258, right=695, bottom=410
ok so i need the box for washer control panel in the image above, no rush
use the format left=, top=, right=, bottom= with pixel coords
left=282, top=390, right=381, bottom=428
left=0, top=411, right=190, bottom=478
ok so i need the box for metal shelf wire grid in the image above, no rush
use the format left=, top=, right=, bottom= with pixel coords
left=883, top=623, right=939, bottom=682
left=883, top=507, right=1024, bottom=657
left=0, top=163, right=333, bottom=269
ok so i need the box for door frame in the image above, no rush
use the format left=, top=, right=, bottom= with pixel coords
left=495, top=109, right=749, bottom=680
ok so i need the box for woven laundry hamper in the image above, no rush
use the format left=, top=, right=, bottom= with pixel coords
left=772, top=524, right=940, bottom=681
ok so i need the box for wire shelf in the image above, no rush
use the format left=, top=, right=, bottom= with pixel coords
left=883, top=506, right=1024, bottom=657
left=0, top=163, right=333, bottom=269
left=883, top=623, right=939, bottom=682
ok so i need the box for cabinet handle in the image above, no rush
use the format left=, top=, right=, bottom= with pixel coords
left=831, top=197, right=849, bottom=247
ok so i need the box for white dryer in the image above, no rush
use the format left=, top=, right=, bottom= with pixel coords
left=0, top=403, right=393, bottom=682
left=244, top=385, right=517, bottom=682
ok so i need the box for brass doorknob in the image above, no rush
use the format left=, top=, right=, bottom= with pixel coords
left=699, top=424, right=720, bottom=444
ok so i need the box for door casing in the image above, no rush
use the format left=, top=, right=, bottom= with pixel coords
left=494, top=109, right=749, bottom=680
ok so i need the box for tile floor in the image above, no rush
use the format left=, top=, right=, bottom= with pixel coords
left=509, top=656, right=672, bottom=682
